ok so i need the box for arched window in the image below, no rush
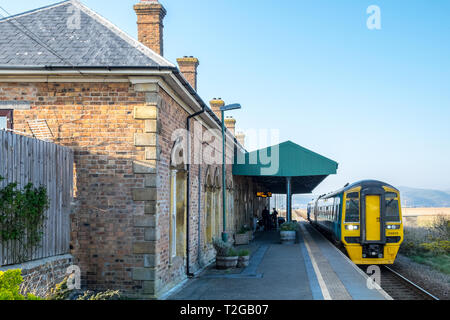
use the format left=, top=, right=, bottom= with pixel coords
left=204, top=166, right=213, bottom=244
left=213, top=168, right=221, bottom=238
left=226, top=179, right=234, bottom=232
left=169, top=138, right=187, bottom=259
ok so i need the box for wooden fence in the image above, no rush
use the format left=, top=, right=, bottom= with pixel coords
left=0, top=130, right=73, bottom=266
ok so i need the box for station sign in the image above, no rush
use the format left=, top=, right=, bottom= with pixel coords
left=257, top=192, right=273, bottom=198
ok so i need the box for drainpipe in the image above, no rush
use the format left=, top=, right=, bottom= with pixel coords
left=197, top=165, right=203, bottom=268
left=186, top=107, right=206, bottom=277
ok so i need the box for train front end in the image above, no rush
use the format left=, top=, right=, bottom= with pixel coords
left=341, top=181, right=404, bottom=265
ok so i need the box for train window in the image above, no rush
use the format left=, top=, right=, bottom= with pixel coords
left=385, top=192, right=400, bottom=222
left=345, top=192, right=360, bottom=222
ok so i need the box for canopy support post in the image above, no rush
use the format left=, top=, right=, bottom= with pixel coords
left=286, top=176, right=292, bottom=222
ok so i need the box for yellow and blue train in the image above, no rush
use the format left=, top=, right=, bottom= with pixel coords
left=307, top=180, right=403, bottom=265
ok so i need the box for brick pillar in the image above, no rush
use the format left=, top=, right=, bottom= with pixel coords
left=134, top=0, right=167, bottom=56
left=131, top=82, right=162, bottom=298
left=177, top=57, right=200, bottom=91
left=209, top=98, right=225, bottom=122
left=224, top=117, right=236, bottom=136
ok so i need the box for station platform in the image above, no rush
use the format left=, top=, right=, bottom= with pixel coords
left=167, top=220, right=392, bottom=300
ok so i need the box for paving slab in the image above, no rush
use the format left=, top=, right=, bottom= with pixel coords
left=169, top=231, right=313, bottom=300
left=168, top=223, right=391, bottom=300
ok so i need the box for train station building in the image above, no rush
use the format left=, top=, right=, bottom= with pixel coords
left=0, top=0, right=339, bottom=299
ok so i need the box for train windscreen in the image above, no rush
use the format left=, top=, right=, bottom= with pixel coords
left=385, top=192, right=400, bottom=222
left=345, top=192, right=360, bottom=223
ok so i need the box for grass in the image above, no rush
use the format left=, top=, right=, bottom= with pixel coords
left=409, top=254, right=450, bottom=275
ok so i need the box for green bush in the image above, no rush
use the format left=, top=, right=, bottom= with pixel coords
left=0, top=176, right=49, bottom=263
left=238, top=249, right=250, bottom=257
left=227, top=248, right=238, bottom=257
left=0, top=270, right=40, bottom=300
left=47, top=277, right=73, bottom=300
left=237, top=225, right=252, bottom=235
left=280, top=222, right=299, bottom=232
left=401, top=215, right=450, bottom=258
left=76, top=290, right=121, bottom=300
left=419, top=240, right=450, bottom=256
left=48, top=277, right=122, bottom=300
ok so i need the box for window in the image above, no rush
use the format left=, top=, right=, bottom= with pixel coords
left=0, top=110, right=13, bottom=130
left=169, top=170, right=177, bottom=259
left=385, top=192, right=400, bottom=222
left=169, top=169, right=187, bottom=259
left=345, top=192, right=360, bottom=223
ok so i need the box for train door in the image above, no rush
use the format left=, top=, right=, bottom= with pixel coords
left=360, top=186, right=386, bottom=245
left=365, top=195, right=381, bottom=241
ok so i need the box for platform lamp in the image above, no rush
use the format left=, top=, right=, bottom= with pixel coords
left=220, top=103, right=242, bottom=243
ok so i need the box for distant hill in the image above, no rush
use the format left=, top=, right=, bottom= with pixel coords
left=399, top=187, right=450, bottom=208
left=281, top=187, right=450, bottom=209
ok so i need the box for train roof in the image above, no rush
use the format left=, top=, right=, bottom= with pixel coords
left=319, top=180, right=399, bottom=199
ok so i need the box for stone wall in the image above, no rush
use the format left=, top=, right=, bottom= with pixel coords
left=0, top=254, right=73, bottom=298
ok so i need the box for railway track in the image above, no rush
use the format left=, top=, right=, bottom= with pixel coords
left=361, top=265, right=440, bottom=300
left=309, top=222, right=440, bottom=300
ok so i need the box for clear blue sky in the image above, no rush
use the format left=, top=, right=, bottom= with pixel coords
left=2, top=0, right=450, bottom=193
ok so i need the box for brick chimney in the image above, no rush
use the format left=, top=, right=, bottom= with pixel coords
left=236, top=132, right=246, bottom=147
left=134, top=0, right=167, bottom=56
left=224, top=117, right=236, bottom=136
left=177, top=56, right=200, bottom=91
left=210, top=98, right=225, bottom=122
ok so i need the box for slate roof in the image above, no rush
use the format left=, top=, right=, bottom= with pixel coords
left=0, top=0, right=175, bottom=68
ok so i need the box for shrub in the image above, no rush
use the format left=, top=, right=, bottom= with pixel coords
left=0, top=176, right=49, bottom=263
left=47, top=277, right=73, bottom=300
left=238, top=249, right=250, bottom=257
left=77, top=290, right=121, bottom=300
left=420, top=240, right=450, bottom=256
left=431, top=215, right=450, bottom=240
left=48, top=277, right=121, bottom=300
left=280, top=222, right=299, bottom=232
left=227, top=248, right=238, bottom=257
left=400, top=215, right=450, bottom=258
left=0, top=269, right=40, bottom=300
left=237, top=225, right=252, bottom=235
left=212, top=238, right=231, bottom=257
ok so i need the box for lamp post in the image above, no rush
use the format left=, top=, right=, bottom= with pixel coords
left=220, top=103, right=242, bottom=243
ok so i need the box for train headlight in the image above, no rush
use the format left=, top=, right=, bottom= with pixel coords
left=387, top=225, right=401, bottom=230
left=345, top=225, right=359, bottom=231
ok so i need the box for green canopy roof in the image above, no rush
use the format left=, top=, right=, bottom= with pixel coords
left=233, top=141, right=338, bottom=194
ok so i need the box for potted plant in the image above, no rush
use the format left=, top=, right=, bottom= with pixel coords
left=237, top=249, right=250, bottom=268
left=243, top=225, right=253, bottom=241
left=227, top=248, right=239, bottom=268
left=280, top=222, right=298, bottom=245
left=234, top=226, right=250, bottom=245
left=213, top=238, right=237, bottom=269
